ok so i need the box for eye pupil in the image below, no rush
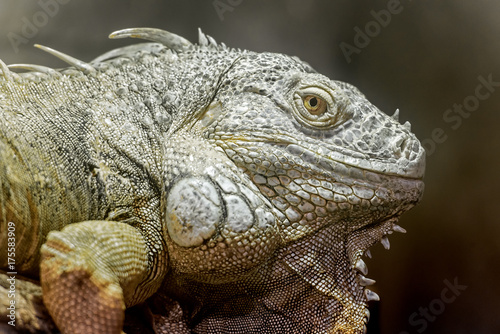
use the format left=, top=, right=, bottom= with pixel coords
left=309, top=97, right=318, bottom=107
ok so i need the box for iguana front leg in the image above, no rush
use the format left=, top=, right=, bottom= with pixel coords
left=40, top=220, right=166, bottom=334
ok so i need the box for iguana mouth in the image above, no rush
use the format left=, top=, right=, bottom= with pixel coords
left=213, top=132, right=425, bottom=184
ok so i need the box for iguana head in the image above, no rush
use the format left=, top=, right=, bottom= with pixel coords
left=194, top=46, right=425, bottom=331
left=206, top=51, right=425, bottom=235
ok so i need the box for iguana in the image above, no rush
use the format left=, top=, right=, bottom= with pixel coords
left=0, top=27, right=425, bottom=334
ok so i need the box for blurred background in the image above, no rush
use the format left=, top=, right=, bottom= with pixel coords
left=0, top=1, right=498, bottom=333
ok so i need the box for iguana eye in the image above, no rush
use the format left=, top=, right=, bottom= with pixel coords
left=292, top=86, right=344, bottom=129
left=303, top=95, right=327, bottom=115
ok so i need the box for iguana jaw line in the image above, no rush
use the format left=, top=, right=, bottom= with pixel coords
left=214, top=133, right=425, bottom=180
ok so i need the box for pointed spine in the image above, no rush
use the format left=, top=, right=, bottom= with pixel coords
left=359, top=275, right=376, bottom=286
left=381, top=236, right=390, bottom=250
left=365, top=289, right=380, bottom=301
left=392, top=224, right=407, bottom=233
left=0, top=59, right=13, bottom=82
left=392, top=108, right=400, bottom=122
left=206, top=35, right=217, bottom=47
left=355, top=258, right=368, bottom=275
left=8, top=64, right=62, bottom=77
left=109, top=28, right=192, bottom=52
left=198, top=28, right=209, bottom=46
left=365, top=249, right=372, bottom=258
left=34, top=44, right=96, bottom=74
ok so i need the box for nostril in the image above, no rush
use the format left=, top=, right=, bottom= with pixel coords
left=400, top=138, right=411, bottom=159
left=391, top=136, right=406, bottom=158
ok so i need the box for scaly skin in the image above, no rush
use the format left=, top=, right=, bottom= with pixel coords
left=0, top=28, right=425, bottom=333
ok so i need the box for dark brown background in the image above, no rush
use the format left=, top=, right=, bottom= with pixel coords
left=1, top=1, right=498, bottom=333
